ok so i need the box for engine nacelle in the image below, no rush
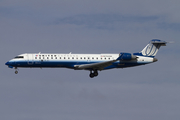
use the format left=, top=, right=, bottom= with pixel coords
left=119, top=53, right=137, bottom=60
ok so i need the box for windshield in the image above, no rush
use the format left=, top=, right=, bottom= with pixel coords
left=14, top=56, right=24, bottom=59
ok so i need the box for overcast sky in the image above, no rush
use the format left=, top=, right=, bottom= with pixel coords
left=1, top=0, right=180, bottom=120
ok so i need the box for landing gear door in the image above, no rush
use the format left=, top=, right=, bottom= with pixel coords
left=27, top=54, right=34, bottom=65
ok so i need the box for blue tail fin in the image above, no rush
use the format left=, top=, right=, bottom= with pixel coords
left=134, top=39, right=167, bottom=57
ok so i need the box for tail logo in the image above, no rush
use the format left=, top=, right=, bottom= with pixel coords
left=142, top=43, right=160, bottom=56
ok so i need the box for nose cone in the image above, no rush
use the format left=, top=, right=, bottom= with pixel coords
left=5, top=61, right=14, bottom=68
left=153, top=58, right=158, bottom=62
left=5, top=61, right=10, bottom=66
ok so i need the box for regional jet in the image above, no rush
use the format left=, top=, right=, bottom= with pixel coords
left=5, top=39, right=167, bottom=78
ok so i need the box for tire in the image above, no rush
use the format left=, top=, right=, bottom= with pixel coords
left=89, top=73, right=94, bottom=78
left=15, top=71, right=18, bottom=74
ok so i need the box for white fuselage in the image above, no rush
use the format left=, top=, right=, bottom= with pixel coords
left=6, top=53, right=155, bottom=69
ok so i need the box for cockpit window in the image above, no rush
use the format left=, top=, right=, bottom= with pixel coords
left=14, top=56, right=24, bottom=59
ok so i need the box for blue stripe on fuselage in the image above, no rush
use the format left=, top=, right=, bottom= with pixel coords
left=9, top=60, right=149, bottom=70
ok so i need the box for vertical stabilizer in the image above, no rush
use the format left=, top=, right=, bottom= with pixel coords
left=134, top=39, right=167, bottom=57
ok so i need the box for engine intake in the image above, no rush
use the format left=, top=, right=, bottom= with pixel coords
left=119, top=53, right=137, bottom=60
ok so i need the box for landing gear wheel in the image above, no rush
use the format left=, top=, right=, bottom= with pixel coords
left=89, top=73, right=94, bottom=78
left=14, top=67, right=18, bottom=74
left=89, top=70, right=99, bottom=78
left=94, top=71, right=98, bottom=76
left=15, top=71, right=18, bottom=74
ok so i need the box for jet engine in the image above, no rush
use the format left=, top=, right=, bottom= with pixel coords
left=119, top=53, right=137, bottom=60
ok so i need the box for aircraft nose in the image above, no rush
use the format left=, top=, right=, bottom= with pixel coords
left=5, top=61, right=10, bottom=66
left=5, top=61, right=14, bottom=68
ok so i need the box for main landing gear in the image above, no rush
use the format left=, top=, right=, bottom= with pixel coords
left=89, top=70, right=98, bottom=78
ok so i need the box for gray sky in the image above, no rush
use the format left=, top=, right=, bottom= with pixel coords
left=0, top=0, right=180, bottom=120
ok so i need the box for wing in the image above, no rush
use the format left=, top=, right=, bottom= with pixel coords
left=74, top=60, right=117, bottom=70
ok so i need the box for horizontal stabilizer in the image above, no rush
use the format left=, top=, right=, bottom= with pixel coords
left=151, top=39, right=167, bottom=46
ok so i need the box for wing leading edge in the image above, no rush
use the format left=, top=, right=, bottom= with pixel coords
left=74, top=60, right=117, bottom=70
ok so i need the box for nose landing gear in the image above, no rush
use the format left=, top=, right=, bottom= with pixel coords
left=89, top=70, right=98, bottom=78
left=15, top=67, right=18, bottom=74
left=15, top=70, right=18, bottom=74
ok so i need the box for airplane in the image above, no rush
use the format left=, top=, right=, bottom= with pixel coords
left=5, top=39, right=167, bottom=78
